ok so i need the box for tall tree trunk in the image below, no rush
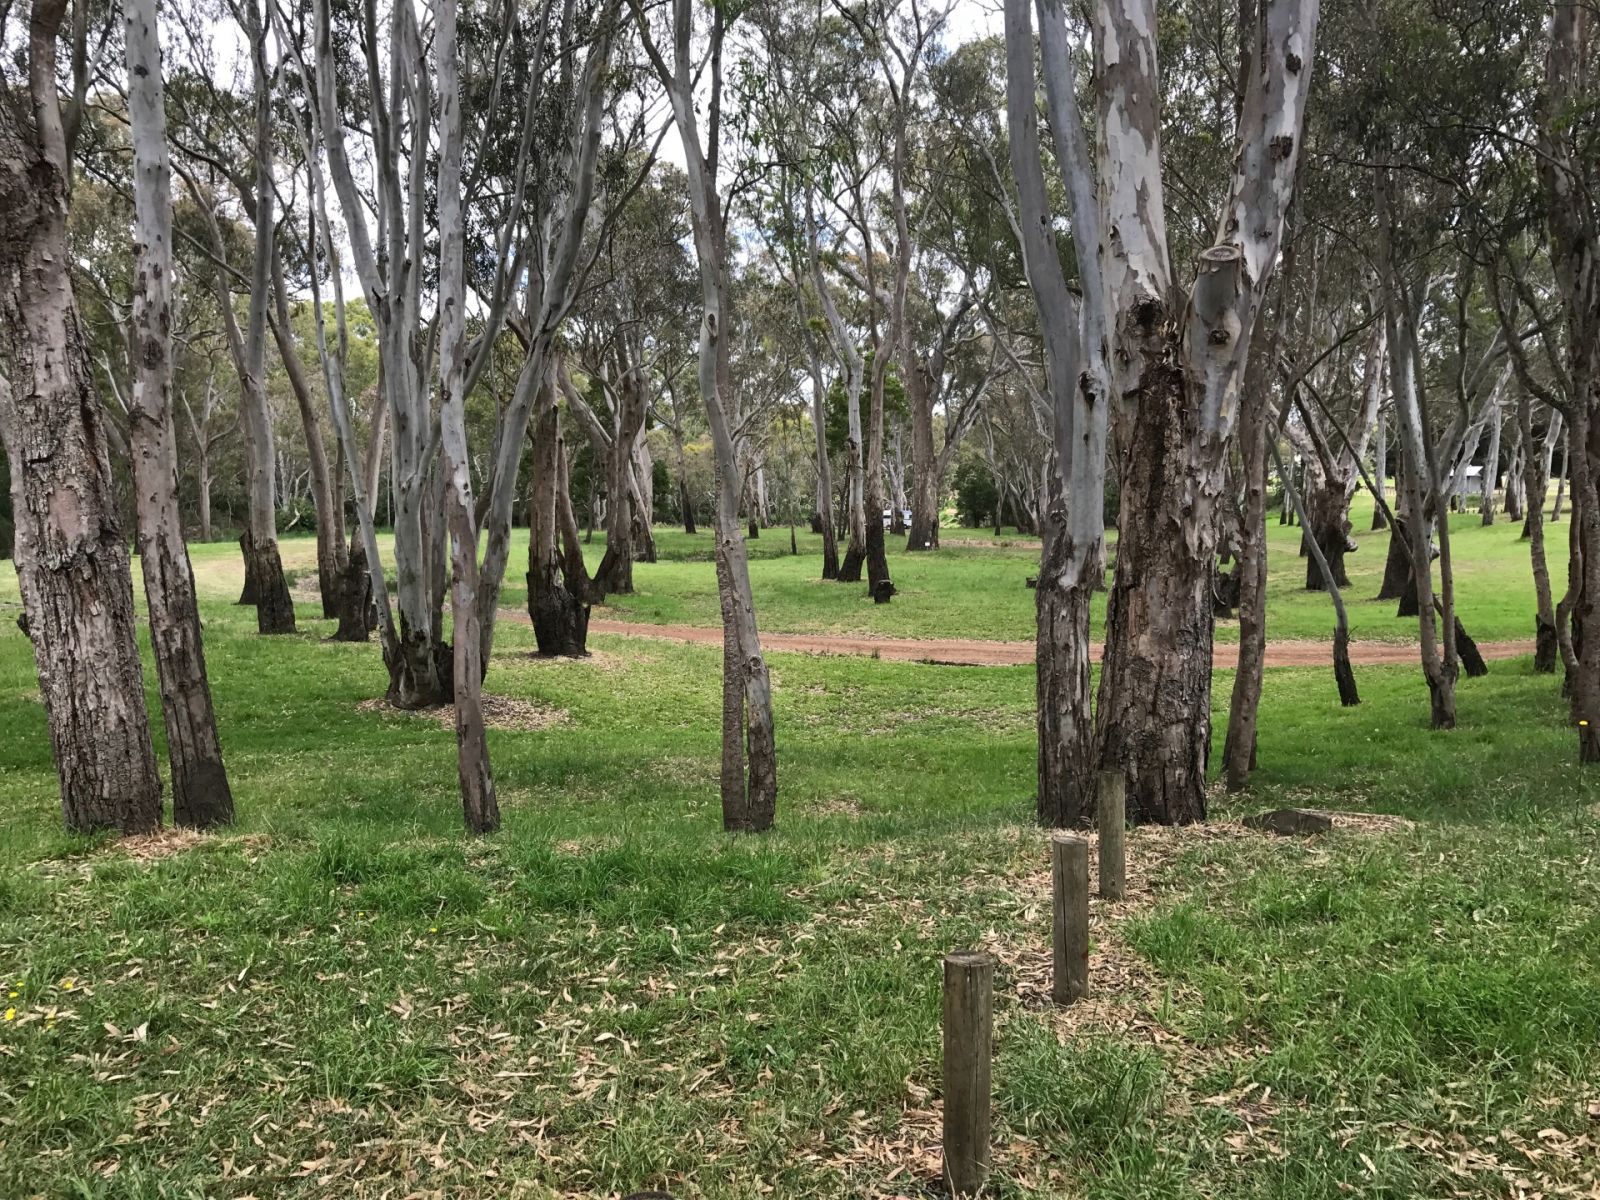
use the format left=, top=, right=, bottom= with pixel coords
left=1276, top=444, right=1359, bottom=705
left=1480, top=397, right=1503, bottom=525
left=125, top=0, right=233, bottom=827
left=1537, top=2, right=1600, bottom=761
left=595, top=365, right=645, bottom=595
left=907, top=358, right=941, bottom=551
left=236, top=0, right=294, bottom=635
left=805, top=342, right=839, bottom=577
left=270, top=259, right=345, bottom=617
left=0, top=0, right=162, bottom=835
left=436, top=0, right=497, bottom=832
left=640, top=0, right=776, bottom=830
left=1224, top=356, right=1274, bottom=789
left=1518, top=389, right=1559, bottom=672
left=1371, top=402, right=1388, bottom=529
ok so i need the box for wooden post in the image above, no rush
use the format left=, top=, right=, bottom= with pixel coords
left=1097, top=770, right=1127, bottom=901
left=1051, top=833, right=1089, bottom=1004
left=942, top=950, right=993, bottom=1197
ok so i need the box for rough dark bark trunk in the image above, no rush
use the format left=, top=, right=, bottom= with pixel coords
left=332, top=540, right=374, bottom=642
left=1096, top=351, right=1213, bottom=826
left=1035, top=480, right=1097, bottom=826
left=0, top=5, right=162, bottom=835
left=1302, top=474, right=1353, bottom=591
left=241, top=529, right=296, bottom=635
left=528, top=400, right=589, bottom=657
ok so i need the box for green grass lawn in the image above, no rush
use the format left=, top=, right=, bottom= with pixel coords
left=489, top=492, right=1546, bottom=645
left=1, top=526, right=1597, bottom=1197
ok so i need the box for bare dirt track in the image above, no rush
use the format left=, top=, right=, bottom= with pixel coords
left=504, top=611, right=1536, bottom=669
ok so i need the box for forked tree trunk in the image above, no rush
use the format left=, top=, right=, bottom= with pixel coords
left=0, top=0, right=162, bottom=835
left=125, top=0, right=234, bottom=827
left=1092, top=0, right=1317, bottom=825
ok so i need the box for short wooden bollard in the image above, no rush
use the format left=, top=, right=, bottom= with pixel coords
left=942, top=950, right=993, bottom=1197
left=1051, top=832, right=1089, bottom=1004
left=1097, top=770, right=1127, bottom=902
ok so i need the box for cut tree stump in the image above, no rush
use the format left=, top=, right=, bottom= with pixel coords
left=1244, top=808, right=1333, bottom=836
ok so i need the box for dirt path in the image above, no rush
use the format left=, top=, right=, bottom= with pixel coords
left=502, top=610, right=1536, bottom=668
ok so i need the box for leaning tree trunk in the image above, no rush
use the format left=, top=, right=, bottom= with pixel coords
left=1276, top=445, right=1358, bottom=706
left=125, top=0, right=233, bottom=827
left=0, top=0, right=162, bottom=835
left=1481, top=397, right=1503, bottom=526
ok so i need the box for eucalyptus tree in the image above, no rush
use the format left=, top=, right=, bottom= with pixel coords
left=1006, top=0, right=1320, bottom=825
left=1535, top=2, right=1599, bottom=760
left=434, top=0, right=496, bottom=832
left=0, top=0, right=163, bottom=833
left=125, top=0, right=235, bottom=826
left=632, top=0, right=777, bottom=832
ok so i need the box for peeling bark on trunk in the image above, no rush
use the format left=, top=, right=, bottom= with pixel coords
left=1091, top=0, right=1319, bottom=825
left=0, top=0, right=162, bottom=835
left=125, top=0, right=233, bottom=827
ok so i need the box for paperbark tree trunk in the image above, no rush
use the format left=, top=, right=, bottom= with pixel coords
left=125, top=0, right=234, bottom=827
left=804, top=336, right=840, bottom=577
left=0, top=0, right=163, bottom=835
left=435, top=0, right=497, bottom=832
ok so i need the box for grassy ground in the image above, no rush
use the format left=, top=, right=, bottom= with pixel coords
left=488, top=492, right=1545, bottom=645
left=2, top=524, right=1597, bottom=1198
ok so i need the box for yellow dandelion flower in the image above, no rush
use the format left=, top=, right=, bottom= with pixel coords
left=3, top=1008, right=14, bottom=1021
left=428, top=926, right=438, bottom=934
left=61, top=978, right=75, bottom=991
